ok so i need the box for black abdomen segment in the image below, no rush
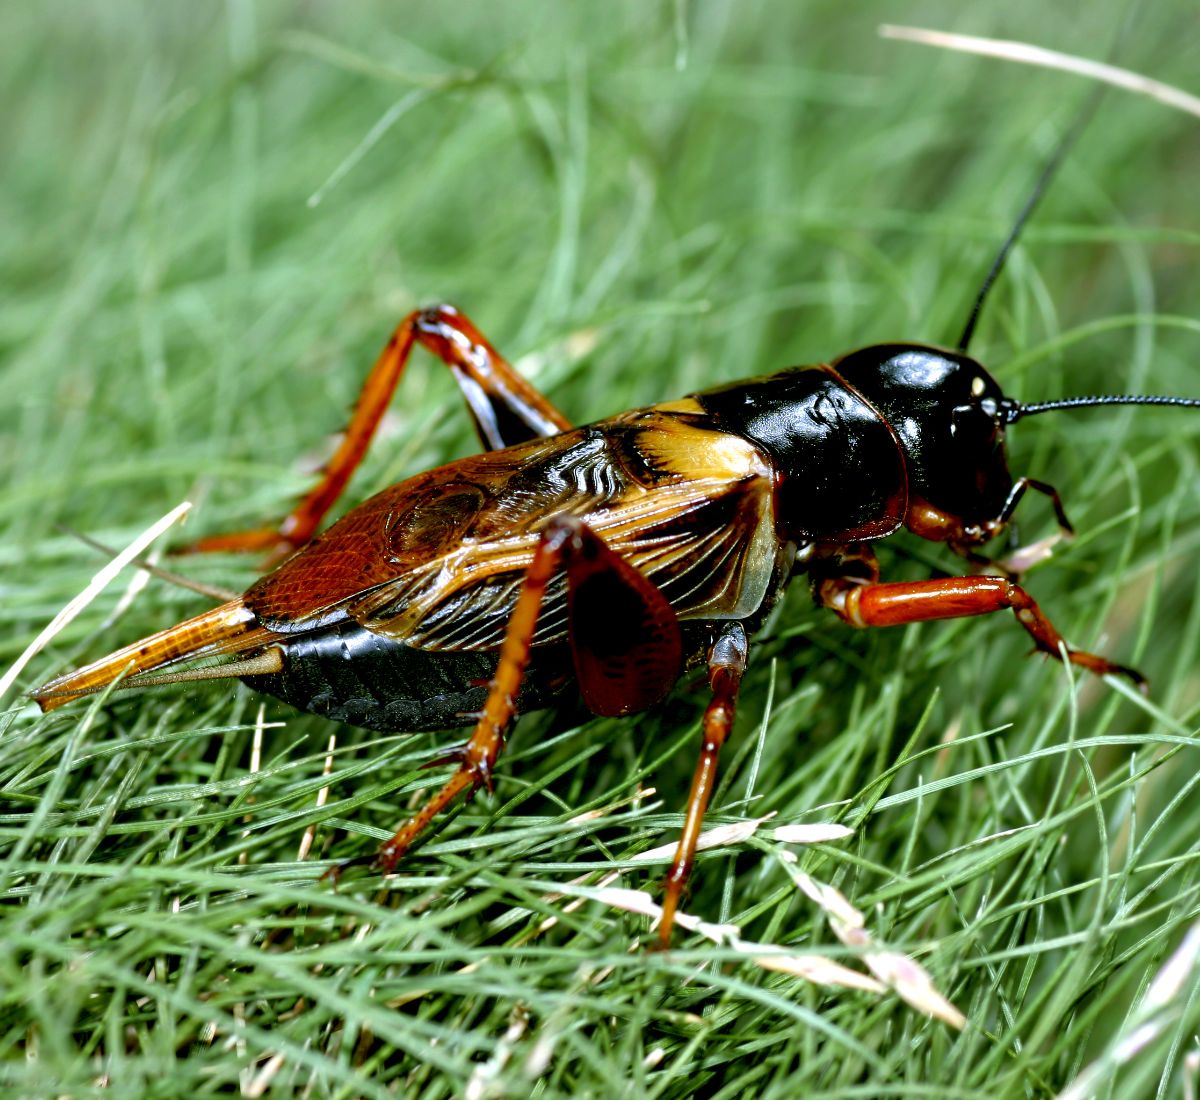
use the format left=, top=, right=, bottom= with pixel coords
left=243, top=620, right=571, bottom=733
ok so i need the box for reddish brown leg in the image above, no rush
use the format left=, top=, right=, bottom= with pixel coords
left=349, top=514, right=683, bottom=877
left=659, top=622, right=748, bottom=947
left=817, top=572, right=1145, bottom=688
left=179, top=305, right=572, bottom=561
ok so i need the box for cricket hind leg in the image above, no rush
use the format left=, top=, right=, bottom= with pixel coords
left=327, top=514, right=684, bottom=880
left=412, top=307, right=571, bottom=452
left=177, top=305, right=573, bottom=562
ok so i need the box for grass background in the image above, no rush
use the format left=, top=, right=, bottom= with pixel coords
left=3, top=1, right=1200, bottom=1096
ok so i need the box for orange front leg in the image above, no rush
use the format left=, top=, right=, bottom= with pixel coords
left=817, top=573, right=1145, bottom=688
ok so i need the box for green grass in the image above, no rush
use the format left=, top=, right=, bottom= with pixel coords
left=4, top=2, right=1200, bottom=1096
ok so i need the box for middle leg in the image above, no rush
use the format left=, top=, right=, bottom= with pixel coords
left=658, top=621, right=749, bottom=947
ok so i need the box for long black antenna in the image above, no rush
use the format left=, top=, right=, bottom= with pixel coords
left=956, top=88, right=1105, bottom=353
left=1005, top=394, right=1200, bottom=424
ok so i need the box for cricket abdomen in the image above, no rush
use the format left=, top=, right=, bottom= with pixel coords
left=243, top=621, right=571, bottom=732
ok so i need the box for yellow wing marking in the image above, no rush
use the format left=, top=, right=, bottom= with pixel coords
left=348, top=411, right=779, bottom=651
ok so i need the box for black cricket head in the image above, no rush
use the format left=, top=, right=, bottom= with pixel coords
left=836, top=343, right=1200, bottom=545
